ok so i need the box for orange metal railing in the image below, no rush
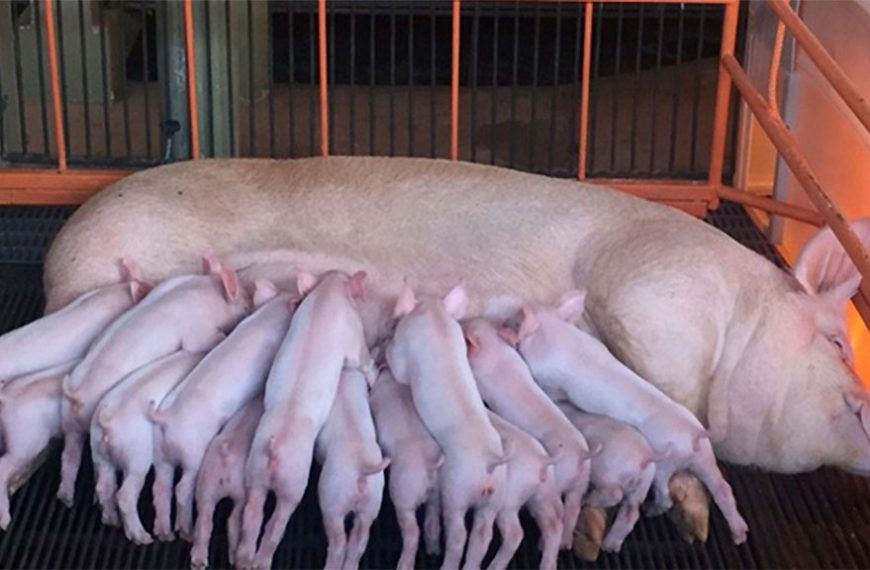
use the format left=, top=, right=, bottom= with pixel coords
left=1, top=0, right=869, bottom=321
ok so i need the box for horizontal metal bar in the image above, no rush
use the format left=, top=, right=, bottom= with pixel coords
left=0, top=170, right=131, bottom=204
left=722, top=53, right=870, bottom=301
left=766, top=0, right=870, bottom=135
left=590, top=178, right=718, bottom=202
left=717, top=185, right=823, bottom=226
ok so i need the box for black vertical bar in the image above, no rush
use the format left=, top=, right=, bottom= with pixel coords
left=690, top=5, right=706, bottom=173
left=589, top=3, right=603, bottom=174
left=287, top=3, right=295, bottom=156
left=570, top=3, right=582, bottom=174
left=142, top=7, right=153, bottom=159
left=470, top=1, right=480, bottom=162
left=119, top=4, right=131, bottom=157
left=98, top=0, right=112, bottom=159
left=547, top=1, right=562, bottom=175
left=389, top=6, right=395, bottom=156
left=528, top=1, right=541, bottom=171
left=328, top=9, right=335, bottom=154
left=309, top=4, right=317, bottom=155
left=649, top=5, right=664, bottom=172
left=668, top=5, right=685, bottom=173
left=490, top=1, right=499, bottom=165
left=33, top=1, right=51, bottom=157
left=429, top=1, right=436, bottom=158
left=349, top=1, right=356, bottom=154
left=226, top=0, right=235, bottom=155
left=57, top=0, right=71, bottom=157
left=11, top=1, right=28, bottom=155
left=77, top=0, right=92, bottom=158
left=407, top=1, right=414, bottom=156
left=266, top=5, right=276, bottom=158
left=247, top=0, right=255, bottom=156
left=610, top=3, right=623, bottom=173
left=0, top=47, right=4, bottom=159
left=508, top=0, right=519, bottom=169
left=205, top=1, right=215, bottom=156
left=369, top=6, right=376, bottom=154
left=630, top=4, right=644, bottom=173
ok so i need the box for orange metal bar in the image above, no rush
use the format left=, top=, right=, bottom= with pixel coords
left=0, top=170, right=130, bottom=204
left=590, top=179, right=718, bottom=202
left=717, top=185, right=822, bottom=226
left=43, top=0, right=67, bottom=173
left=766, top=0, right=870, bottom=135
left=707, top=0, right=739, bottom=202
left=318, top=0, right=329, bottom=157
left=768, top=19, right=785, bottom=116
left=183, top=0, right=201, bottom=159
left=722, top=53, right=870, bottom=299
left=577, top=2, right=593, bottom=180
left=450, top=0, right=461, bottom=161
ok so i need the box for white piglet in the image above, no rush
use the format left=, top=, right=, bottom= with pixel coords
left=504, top=290, right=748, bottom=544
left=463, top=317, right=592, bottom=549
left=89, top=350, right=204, bottom=541
left=149, top=283, right=293, bottom=541
left=315, top=367, right=389, bottom=570
left=369, top=367, right=444, bottom=570
left=190, top=398, right=265, bottom=569
left=386, top=281, right=508, bottom=570
left=237, top=270, right=372, bottom=569
left=557, top=403, right=657, bottom=552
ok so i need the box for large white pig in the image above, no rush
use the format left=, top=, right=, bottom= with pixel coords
left=57, top=254, right=251, bottom=506
left=42, top=157, right=870, bottom=477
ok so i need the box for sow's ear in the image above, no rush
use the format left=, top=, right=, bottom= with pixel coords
left=555, top=289, right=587, bottom=323
left=443, top=283, right=469, bottom=320
left=794, top=218, right=870, bottom=306
left=393, top=278, right=418, bottom=319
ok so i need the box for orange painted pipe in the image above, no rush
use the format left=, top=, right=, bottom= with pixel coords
left=722, top=53, right=870, bottom=299
left=717, top=185, right=823, bottom=226
left=450, top=0, right=461, bottom=161
left=706, top=0, right=738, bottom=203
left=768, top=20, right=785, bottom=116
left=577, top=2, right=592, bottom=180
left=183, top=0, right=201, bottom=159
left=319, top=0, right=330, bottom=157
left=43, top=0, right=67, bottom=173
left=766, top=0, right=870, bottom=135
left=0, top=169, right=130, bottom=204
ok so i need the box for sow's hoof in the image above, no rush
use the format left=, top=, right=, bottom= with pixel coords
left=573, top=506, right=609, bottom=562
left=667, top=472, right=710, bottom=544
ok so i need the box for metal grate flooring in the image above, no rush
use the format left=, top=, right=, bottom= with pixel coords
left=0, top=202, right=869, bottom=569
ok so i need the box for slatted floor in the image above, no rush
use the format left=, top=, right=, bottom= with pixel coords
left=0, top=202, right=869, bottom=569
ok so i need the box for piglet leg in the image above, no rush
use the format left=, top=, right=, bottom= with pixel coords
left=560, top=489, right=584, bottom=548
left=58, top=431, right=84, bottom=506
left=117, top=472, right=152, bottom=545
left=190, top=494, right=218, bottom=568
left=529, top=497, right=563, bottom=570
left=236, top=487, right=267, bottom=568
left=488, top=510, right=523, bottom=570
left=226, top=502, right=243, bottom=567
left=423, top=489, right=442, bottom=555
left=441, top=507, right=468, bottom=570
left=344, top=512, right=376, bottom=569
left=0, top=455, right=24, bottom=529
left=690, top=438, right=748, bottom=544
left=462, top=506, right=497, bottom=570
left=253, top=495, right=300, bottom=569
left=322, top=510, right=348, bottom=570
left=395, top=508, right=420, bottom=570
left=93, top=454, right=120, bottom=527
left=152, top=463, right=176, bottom=541
left=174, top=469, right=196, bottom=540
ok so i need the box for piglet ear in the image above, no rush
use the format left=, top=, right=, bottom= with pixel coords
left=253, top=279, right=278, bottom=307
left=393, top=279, right=418, bottom=319
left=296, top=271, right=317, bottom=297
left=465, top=332, right=481, bottom=357
left=349, top=271, right=367, bottom=302
left=794, top=218, right=870, bottom=304
left=442, top=282, right=468, bottom=320
left=498, top=326, right=519, bottom=348
left=555, top=289, right=587, bottom=322
left=517, top=306, right=541, bottom=342
left=129, top=280, right=152, bottom=304
left=202, top=252, right=222, bottom=275
left=219, top=268, right=241, bottom=301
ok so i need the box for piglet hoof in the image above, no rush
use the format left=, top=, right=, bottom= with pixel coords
left=126, top=529, right=154, bottom=547
left=572, top=508, right=606, bottom=562
left=154, top=529, right=176, bottom=543
left=189, top=549, right=208, bottom=570
left=731, top=520, right=749, bottom=545
left=0, top=511, right=11, bottom=531
left=57, top=488, right=74, bottom=509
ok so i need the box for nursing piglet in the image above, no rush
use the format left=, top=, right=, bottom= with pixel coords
left=237, top=270, right=371, bottom=569
left=463, top=317, right=592, bottom=549
left=369, top=368, right=444, bottom=570
left=0, top=260, right=147, bottom=386
left=505, top=291, right=748, bottom=544
left=190, top=398, right=264, bottom=569
left=0, top=360, right=78, bottom=529
left=386, top=282, right=508, bottom=570
left=557, top=404, right=656, bottom=552
left=150, top=282, right=292, bottom=541
left=484, top=412, right=563, bottom=570
left=315, top=367, right=389, bottom=570
left=58, top=254, right=250, bottom=506
left=89, top=350, right=204, bottom=542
